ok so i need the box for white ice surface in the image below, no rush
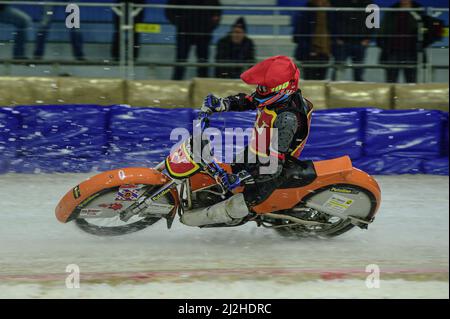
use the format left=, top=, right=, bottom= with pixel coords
left=0, top=174, right=448, bottom=298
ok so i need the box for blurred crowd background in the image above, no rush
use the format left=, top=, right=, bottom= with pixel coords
left=0, top=0, right=448, bottom=83
left=0, top=1, right=448, bottom=177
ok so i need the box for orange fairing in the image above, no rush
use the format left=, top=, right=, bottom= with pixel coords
left=189, top=163, right=232, bottom=191
left=55, top=168, right=177, bottom=223
left=314, top=156, right=353, bottom=176
left=165, top=141, right=201, bottom=179
left=252, top=156, right=381, bottom=215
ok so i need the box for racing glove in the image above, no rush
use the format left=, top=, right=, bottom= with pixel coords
left=218, top=170, right=254, bottom=191
left=201, top=94, right=229, bottom=114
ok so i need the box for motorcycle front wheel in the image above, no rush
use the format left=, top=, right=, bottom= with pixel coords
left=73, top=185, right=176, bottom=236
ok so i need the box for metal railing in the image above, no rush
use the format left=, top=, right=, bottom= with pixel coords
left=0, top=1, right=448, bottom=82
left=0, top=1, right=128, bottom=77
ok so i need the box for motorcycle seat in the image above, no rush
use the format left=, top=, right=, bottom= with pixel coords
left=279, top=157, right=317, bottom=189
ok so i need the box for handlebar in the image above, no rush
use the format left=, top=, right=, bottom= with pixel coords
left=195, top=110, right=252, bottom=192
left=196, top=111, right=235, bottom=191
left=197, top=111, right=210, bottom=120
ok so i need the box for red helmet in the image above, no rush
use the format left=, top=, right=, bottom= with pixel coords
left=240, top=55, right=300, bottom=108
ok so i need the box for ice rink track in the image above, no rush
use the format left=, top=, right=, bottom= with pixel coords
left=0, top=173, right=448, bottom=298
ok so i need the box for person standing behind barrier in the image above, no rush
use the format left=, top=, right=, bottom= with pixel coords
left=111, top=0, right=145, bottom=61
left=293, top=0, right=333, bottom=80
left=331, top=0, right=373, bottom=81
left=377, top=0, right=424, bottom=83
left=0, top=2, right=32, bottom=59
left=214, top=17, right=255, bottom=79
left=33, top=3, right=85, bottom=61
left=165, top=0, right=222, bottom=80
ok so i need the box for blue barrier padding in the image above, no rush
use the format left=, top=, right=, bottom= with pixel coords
left=206, top=109, right=365, bottom=162
left=14, top=105, right=109, bottom=158
left=353, top=156, right=424, bottom=175
left=442, top=112, right=449, bottom=157
left=0, top=158, right=9, bottom=174
left=208, top=110, right=256, bottom=162
left=0, top=105, right=448, bottom=175
left=302, top=109, right=364, bottom=161
left=208, top=108, right=365, bottom=162
left=8, top=156, right=99, bottom=174
left=365, top=109, right=443, bottom=159
left=93, top=156, right=164, bottom=172
left=422, top=157, right=449, bottom=175
left=0, top=108, right=19, bottom=159
left=107, top=105, right=194, bottom=166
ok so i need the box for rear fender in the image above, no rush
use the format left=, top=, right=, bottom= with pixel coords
left=315, top=156, right=381, bottom=215
left=251, top=156, right=381, bottom=216
left=55, top=168, right=178, bottom=223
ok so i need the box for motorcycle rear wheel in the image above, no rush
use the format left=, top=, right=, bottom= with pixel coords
left=273, top=184, right=377, bottom=238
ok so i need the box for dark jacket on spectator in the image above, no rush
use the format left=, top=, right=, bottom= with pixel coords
left=215, top=34, right=255, bottom=78
left=292, top=1, right=335, bottom=61
left=165, top=0, right=222, bottom=37
left=377, top=1, right=424, bottom=55
left=331, top=0, right=373, bottom=44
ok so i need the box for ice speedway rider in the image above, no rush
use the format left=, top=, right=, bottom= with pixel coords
left=181, top=55, right=314, bottom=227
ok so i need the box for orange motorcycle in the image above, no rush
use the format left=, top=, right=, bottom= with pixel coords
left=55, top=112, right=381, bottom=238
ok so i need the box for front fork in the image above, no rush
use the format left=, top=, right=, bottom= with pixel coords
left=120, top=159, right=246, bottom=226
left=119, top=161, right=180, bottom=225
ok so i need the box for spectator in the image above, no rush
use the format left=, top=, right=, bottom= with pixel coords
left=377, top=0, right=423, bottom=83
left=0, top=2, right=32, bottom=59
left=215, top=17, right=255, bottom=79
left=293, top=0, right=333, bottom=80
left=165, top=0, right=222, bottom=80
left=34, top=4, right=85, bottom=60
left=331, top=0, right=373, bottom=81
left=111, top=0, right=145, bottom=61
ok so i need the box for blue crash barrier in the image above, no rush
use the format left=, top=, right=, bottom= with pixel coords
left=13, top=105, right=109, bottom=158
left=365, top=109, right=443, bottom=159
left=207, top=108, right=365, bottom=163
left=0, top=108, right=18, bottom=158
left=0, top=105, right=447, bottom=175
left=353, top=156, right=424, bottom=175
left=208, top=110, right=256, bottom=163
left=443, top=112, right=449, bottom=157
left=102, top=105, right=195, bottom=171
left=0, top=108, right=19, bottom=174
left=7, top=105, right=110, bottom=173
left=302, top=109, right=364, bottom=161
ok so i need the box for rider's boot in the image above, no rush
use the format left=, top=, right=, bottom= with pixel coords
left=180, top=193, right=249, bottom=227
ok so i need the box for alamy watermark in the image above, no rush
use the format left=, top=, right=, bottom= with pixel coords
left=169, top=121, right=280, bottom=175
left=366, top=4, right=381, bottom=29
left=65, top=3, right=381, bottom=30
left=365, top=264, right=381, bottom=289
left=65, top=264, right=80, bottom=288
left=65, top=4, right=80, bottom=29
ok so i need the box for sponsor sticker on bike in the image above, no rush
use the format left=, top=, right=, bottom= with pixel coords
left=79, top=208, right=102, bottom=217
left=73, top=185, right=81, bottom=199
left=151, top=188, right=171, bottom=201
left=330, top=187, right=359, bottom=195
left=323, top=194, right=354, bottom=214
left=98, top=203, right=124, bottom=211
left=115, top=184, right=140, bottom=201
